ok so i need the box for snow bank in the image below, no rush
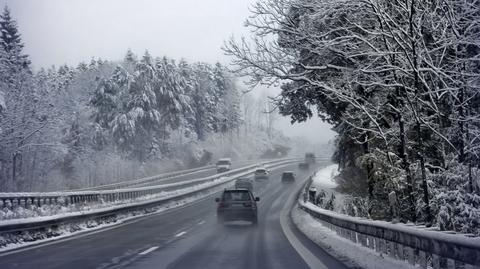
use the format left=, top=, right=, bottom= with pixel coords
left=310, top=164, right=338, bottom=189
left=292, top=206, right=415, bottom=269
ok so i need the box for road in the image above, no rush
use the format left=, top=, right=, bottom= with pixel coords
left=0, top=162, right=348, bottom=269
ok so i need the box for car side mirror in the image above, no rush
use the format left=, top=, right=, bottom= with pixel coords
left=255, top=197, right=260, bottom=202
left=215, top=198, right=220, bottom=202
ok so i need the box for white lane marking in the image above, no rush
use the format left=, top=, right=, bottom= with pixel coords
left=197, top=220, right=205, bottom=225
left=280, top=179, right=329, bottom=269
left=139, top=246, right=159, bottom=255
left=175, top=231, right=187, bottom=237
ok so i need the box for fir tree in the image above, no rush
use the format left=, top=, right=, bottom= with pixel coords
left=0, top=6, right=30, bottom=71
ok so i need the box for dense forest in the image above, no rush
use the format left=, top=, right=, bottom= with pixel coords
left=226, top=0, right=480, bottom=234
left=0, top=6, right=290, bottom=192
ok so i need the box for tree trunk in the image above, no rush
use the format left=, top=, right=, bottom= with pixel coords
left=416, top=120, right=432, bottom=225
left=409, top=0, right=431, bottom=225
left=398, top=111, right=416, bottom=222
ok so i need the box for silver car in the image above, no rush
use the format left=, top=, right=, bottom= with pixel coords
left=235, top=177, right=254, bottom=191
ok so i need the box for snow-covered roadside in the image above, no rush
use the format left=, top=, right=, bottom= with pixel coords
left=309, top=164, right=346, bottom=212
left=292, top=206, right=415, bottom=269
left=293, top=165, right=413, bottom=268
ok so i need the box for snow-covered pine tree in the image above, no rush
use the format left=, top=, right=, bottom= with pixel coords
left=111, top=51, right=161, bottom=161
left=190, top=63, right=218, bottom=140
left=0, top=6, right=30, bottom=73
left=155, top=57, right=191, bottom=132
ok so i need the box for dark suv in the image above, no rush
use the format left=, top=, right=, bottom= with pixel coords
left=215, top=189, right=259, bottom=225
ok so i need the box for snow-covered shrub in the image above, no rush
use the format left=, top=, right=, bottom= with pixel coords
left=341, top=196, right=369, bottom=218
left=430, top=157, right=480, bottom=235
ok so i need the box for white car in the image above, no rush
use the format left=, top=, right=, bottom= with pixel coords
left=254, top=168, right=269, bottom=180
left=216, top=158, right=232, bottom=173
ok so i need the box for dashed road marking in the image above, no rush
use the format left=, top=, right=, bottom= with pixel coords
left=197, top=220, right=205, bottom=225
left=139, top=246, right=159, bottom=255
left=175, top=231, right=187, bottom=237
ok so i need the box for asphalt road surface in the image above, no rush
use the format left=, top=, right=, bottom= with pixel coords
left=0, top=162, right=348, bottom=269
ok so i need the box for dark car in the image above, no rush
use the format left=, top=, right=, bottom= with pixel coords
left=305, top=153, right=316, bottom=164
left=281, top=171, right=296, bottom=183
left=298, top=162, right=310, bottom=170
left=215, top=189, right=259, bottom=225
left=254, top=168, right=269, bottom=180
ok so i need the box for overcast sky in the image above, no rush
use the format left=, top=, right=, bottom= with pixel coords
left=1, top=0, right=336, bottom=144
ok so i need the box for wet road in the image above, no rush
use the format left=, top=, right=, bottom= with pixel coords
left=0, top=162, right=348, bottom=269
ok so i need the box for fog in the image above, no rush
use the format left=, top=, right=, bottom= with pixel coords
left=1, top=0, right=336, bottom=144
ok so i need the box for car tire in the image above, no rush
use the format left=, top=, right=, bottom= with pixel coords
left=251, top=216, right=258, bottom=226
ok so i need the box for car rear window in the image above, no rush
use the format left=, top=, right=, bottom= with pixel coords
left=255, top=169, right=266, bottom=173
left=223, top=191, right=251, bottom=201
left=217, top=160, right=230, bottom=165
left=282, top=172, right=294, bottom=178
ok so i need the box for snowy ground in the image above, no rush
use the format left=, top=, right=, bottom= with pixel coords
left=309, top=164, right=346, bottom=212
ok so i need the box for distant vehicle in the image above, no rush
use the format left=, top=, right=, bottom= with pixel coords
left=305, top=152, right=316, bottom=164
left=235, top=177, right=254, bottom=191
left=254, top=168, right=269, bottom=180
left=215, top=189, right=259, bottom=225
left=281, top=171, right=296, bottom=183
left=216, top=158, right=232, bottom=173
left=298, top=162, right=310, bottom=170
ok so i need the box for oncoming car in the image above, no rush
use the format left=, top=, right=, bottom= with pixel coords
left=235, top=177, right=254, bottom=192
left=298, top=162, right=310, bottom=170
left=281, top=171, right=296, bottom=183
left=215, top=189, right=259, bottom=225
left=254, top=168, right=269, bottom=180
left=216, top=158, right=232, bottom=173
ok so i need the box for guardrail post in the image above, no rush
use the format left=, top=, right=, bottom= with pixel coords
left=446, top=259, right=455, bottom=269
left=388, top=241, right=396, bottom=259
left=406, top=247, right=415, bottom=265
left=432, top=254, right=441, bottom=269
left=26, top=198, right=32, bottom=208
left=359, top=234, right=367, bottom=247
left=374, top=237, right=381, bottom=253
left=347, top=230, right=354, bottom=243
left=367, top=235, right=375, bottom=250
left=418, top=251, right=427, bottom=268
left=396, top=243, right=404, bottom=261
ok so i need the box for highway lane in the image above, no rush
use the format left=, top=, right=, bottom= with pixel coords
left=0, top=162, right=347, bottom=269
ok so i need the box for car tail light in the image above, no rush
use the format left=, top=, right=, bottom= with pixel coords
left=218, top=202, right=229, bottom=208
left=243, top=202, right=255, bottom=209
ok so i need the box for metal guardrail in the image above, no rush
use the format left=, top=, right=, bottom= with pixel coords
left=0, top=158, right=300, bottom=235
left=298, top=179, right=480, bottom=268
left=69, top=164, right=216, bottom=191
